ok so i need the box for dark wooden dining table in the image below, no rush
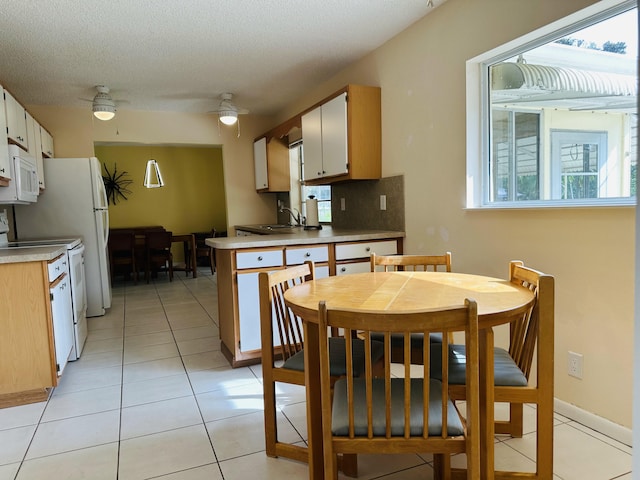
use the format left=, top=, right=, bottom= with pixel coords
left=171, top=233, right=198, bottom=278
left=284, top=270, right=542, bottom=480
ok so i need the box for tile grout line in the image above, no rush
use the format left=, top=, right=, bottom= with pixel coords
left=150, top=272, right=226, bottom=479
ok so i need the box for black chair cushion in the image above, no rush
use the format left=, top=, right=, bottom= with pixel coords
left=430, top=344, right=528, bottom=386
left=283, top=337, right=384, bottom=377
left=370, top=331, right=444, bottom=346
left=332, top=377, right=464, bottom=437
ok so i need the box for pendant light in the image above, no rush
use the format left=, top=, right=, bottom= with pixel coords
left=144, top=159, right=164, bottom=188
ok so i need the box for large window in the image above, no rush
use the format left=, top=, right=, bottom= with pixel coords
left=467, top=1, right=637, bottom=208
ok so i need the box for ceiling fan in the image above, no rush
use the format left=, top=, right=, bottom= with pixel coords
left=209, top=93, right=249, bottom=126
left=80, top=85, right=125, bottom=121
left=91, top=85, right=117, bottom=121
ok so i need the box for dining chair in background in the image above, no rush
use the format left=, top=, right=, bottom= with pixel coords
left=370, top=252, right=453, bottom=364
left=317, top=298, right=481, bottom=480
left=370, top=252, right=452, bottom=273
left=442, top=260, right=554, bottom=478
left=192, top=228, right=217, bottom=275
left=258, top=261, right=384, bottom=474
left=107, top=230, right=137, bottom=285
left=145, top=230, right=174, bottom=283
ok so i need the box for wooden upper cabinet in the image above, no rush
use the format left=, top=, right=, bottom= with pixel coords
left=302, top=85, right=381, bottom=185
left=253, top=135, right=290, bottom=192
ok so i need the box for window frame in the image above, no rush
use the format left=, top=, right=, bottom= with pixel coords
left=466, top=0, right=637, bottom=209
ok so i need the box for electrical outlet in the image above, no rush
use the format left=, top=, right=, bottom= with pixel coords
left=340, top=198, right=346, bottom=211
left=380, top=195, right=387, bottom=210
left=568, top=351, right=583, bottom=379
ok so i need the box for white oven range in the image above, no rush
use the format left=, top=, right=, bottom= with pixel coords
left=0, top=235, right=88, bottom=360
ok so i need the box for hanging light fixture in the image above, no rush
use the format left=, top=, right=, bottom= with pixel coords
left=218, top=108, right=238, bottom=125
left=92, top=85, right=116, bottom=121
left=144, top=159, right=164, bottom=188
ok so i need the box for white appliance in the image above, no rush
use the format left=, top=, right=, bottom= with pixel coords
left=14, top=157, right=111, bottom=317
left=0, top=145, right=39, bottom=204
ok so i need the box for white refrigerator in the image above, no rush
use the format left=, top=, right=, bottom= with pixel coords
left=14, top=157, right=112, bottom=317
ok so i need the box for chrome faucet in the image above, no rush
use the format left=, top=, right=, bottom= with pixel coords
left=280, top=206, right=303, bottom=226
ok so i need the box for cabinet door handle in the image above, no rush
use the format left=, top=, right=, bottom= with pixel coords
left=257, top=256, right=263, bottom=261
left=365, top=247, right=371, bottom=252
left=0, top=168, right=4, bottom=173
left=305, top=252, right=311, bottom=257
left=340, top=267, right=346, bottom=272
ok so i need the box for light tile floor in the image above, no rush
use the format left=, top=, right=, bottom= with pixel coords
left=0, top=269, right=633, bottom=479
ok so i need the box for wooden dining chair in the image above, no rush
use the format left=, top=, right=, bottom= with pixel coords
left=145, top=230, right=173, bottom=283
left=443, top=261, right=554, bottom=479
left=108, top=230, right=137, bottom=285
left=370, top=252, right=452, bottom=273
left=192, top=228, right=216, bottom=275
left=258, top=261, right=384, bottom=472
left=370, top=252, right=453, bottom=363
left=317, top=298, right=481, bottom=480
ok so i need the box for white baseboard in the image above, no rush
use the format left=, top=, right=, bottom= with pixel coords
left=554, top=398, right=632, bottom=447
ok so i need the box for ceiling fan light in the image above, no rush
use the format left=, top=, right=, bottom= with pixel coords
left=93, top=108, right=116, bottom=121
left=219, top=109, right=237, bottom=125
left=92, top=91, right=116, bottom=121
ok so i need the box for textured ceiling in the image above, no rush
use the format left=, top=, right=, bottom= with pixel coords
left=0, top=0, right=443, bottom=117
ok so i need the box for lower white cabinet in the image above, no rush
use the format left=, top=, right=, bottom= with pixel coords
left=336, top=261, right=371, bottom=276
left=50, top=273, right=74, bottom=375
left=235, top=248, right=283, bottom=355
left=217, top=236, right=402, bottom=367
left=335, top=239, right=398, bottom=275
left=237, top=271, right=267, bottom=353
left=48, top=253, right=74, bottom=376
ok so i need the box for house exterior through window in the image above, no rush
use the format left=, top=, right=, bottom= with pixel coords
left=467, top=0, right=637, bottom=208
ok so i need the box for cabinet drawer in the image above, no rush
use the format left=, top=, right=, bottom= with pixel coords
left=47, top=254, right=68, bottom=282
left=285, top=245, right=329, bottom=265
left=336, top=261, right=371, bottom=276
left=335, top=240, right=398, bottom=261
left=236, top=249, right=283, bottom=269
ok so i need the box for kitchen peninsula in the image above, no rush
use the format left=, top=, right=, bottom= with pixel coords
left=207, top=227, right=404, bottom=366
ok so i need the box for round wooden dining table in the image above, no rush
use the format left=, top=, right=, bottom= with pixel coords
left=284, top=271, right=536, bottom=480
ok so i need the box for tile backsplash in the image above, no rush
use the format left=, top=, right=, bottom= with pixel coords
left=331, top=175, right=404, bottom=231
left=276, top=175, right=405, bottom=231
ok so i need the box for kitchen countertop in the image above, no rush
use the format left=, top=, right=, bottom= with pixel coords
left=0, top=245, right=68, bottom=264
left=206, top=226, right=405, bottom=249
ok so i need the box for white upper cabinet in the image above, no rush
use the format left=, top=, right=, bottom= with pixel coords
left=40, top=127, right=54, bottom=158
left=301, top=85, right=381, bottom=184
left=317, top=92, right=349, bottom=178
left=0, top=87, right=10, bottom=184
left=26, top=112, right=45, bottom=190
left=4, top=89, right=28, bottom=151
left=301, top=93, right=348, bottom=181
left=254, top=137, right=268, bottom=190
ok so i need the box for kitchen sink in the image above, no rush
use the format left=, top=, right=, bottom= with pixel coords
left=258, top=224, right=301, bottom=230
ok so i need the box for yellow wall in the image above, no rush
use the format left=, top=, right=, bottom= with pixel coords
left=94, top=145, right=227, bottom=234
left=25, top=0, right=634, bottom=430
